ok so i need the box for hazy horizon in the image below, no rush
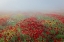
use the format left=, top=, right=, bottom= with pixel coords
left=0, top=0, right=64, bottom=12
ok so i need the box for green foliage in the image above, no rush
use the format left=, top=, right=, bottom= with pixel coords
left=56, top=34, right=64, bottom=39
left=0, top=38, right=4, bottom=42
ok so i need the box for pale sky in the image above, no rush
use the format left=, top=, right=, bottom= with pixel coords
left=0, top=0, right=64, bottom=12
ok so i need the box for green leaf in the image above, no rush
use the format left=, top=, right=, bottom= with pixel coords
left=56, top=34, right=64, bottom=39
left=0, top=38, right=4, bottom=42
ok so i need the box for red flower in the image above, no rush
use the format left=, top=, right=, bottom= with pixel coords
left=47, top=14, right=64, bottom=23
left=18, top=17, right=45, bottom=39
left=0, top=33, right=3, bottom=38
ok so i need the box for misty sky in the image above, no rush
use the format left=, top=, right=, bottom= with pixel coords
left=0, top=0, right=64, bottom=12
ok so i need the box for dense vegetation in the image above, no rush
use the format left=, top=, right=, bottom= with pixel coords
left=0, top=14, right=64, bottom=42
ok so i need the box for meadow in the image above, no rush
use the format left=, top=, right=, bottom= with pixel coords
left=0, top=13, right=64, bottom=42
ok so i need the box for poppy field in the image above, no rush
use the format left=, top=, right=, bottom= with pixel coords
left=0, top=14, right=64, bottom=42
